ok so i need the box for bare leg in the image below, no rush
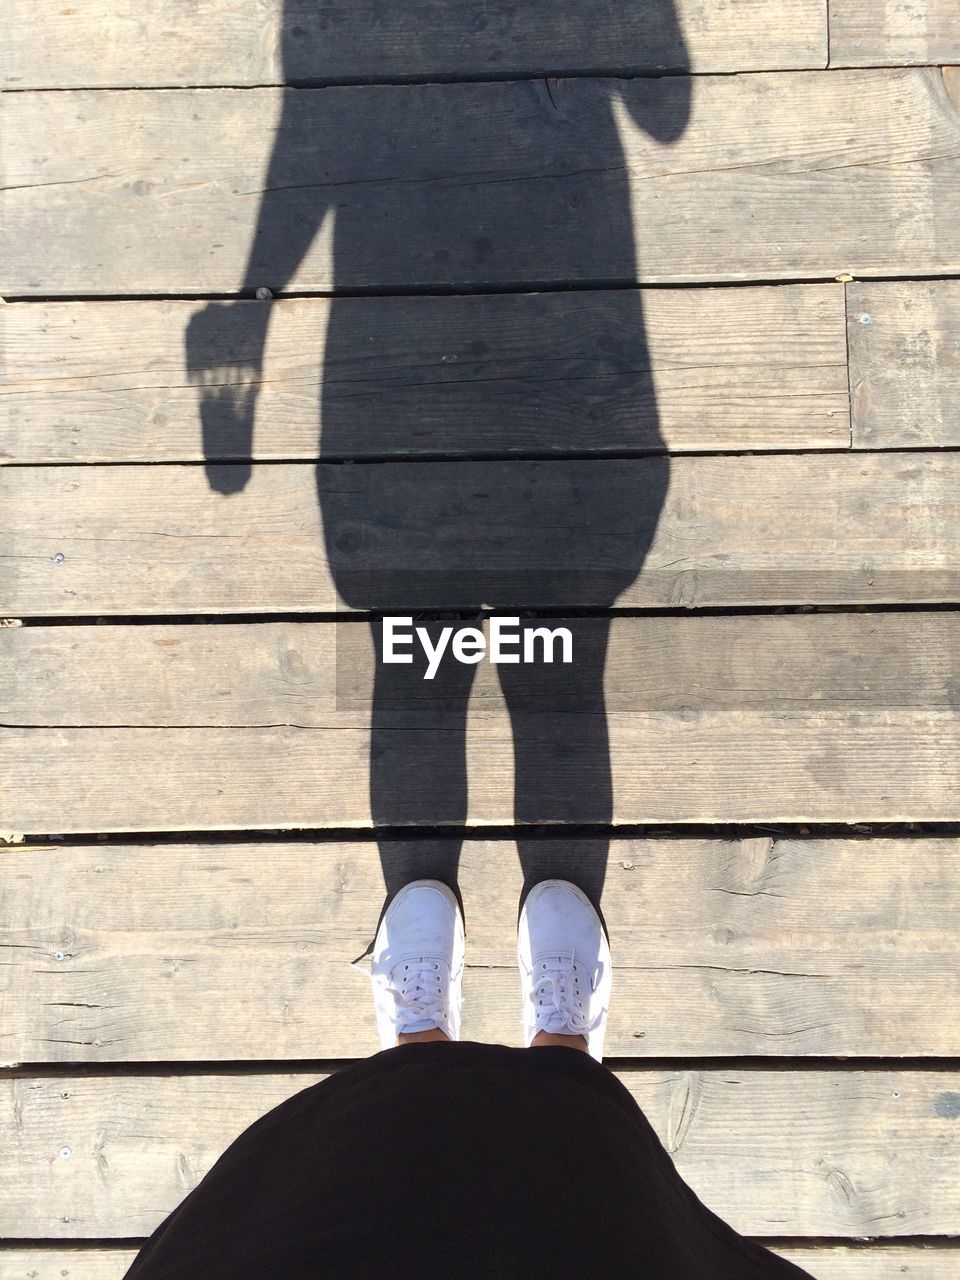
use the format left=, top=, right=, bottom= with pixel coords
left=397, top=1028, right=452, bottom=1045
left=397, top=1030, right=586, bottom=1049
left=531, top=1030, right=588, bottom=1052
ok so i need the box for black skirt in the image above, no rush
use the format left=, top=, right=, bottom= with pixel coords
left=123, top=1042, right=815, bottom=1280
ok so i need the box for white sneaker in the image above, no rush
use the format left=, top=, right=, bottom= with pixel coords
left=363, top=880, right=465, bottom=1049
left=518, top=880, right=613, bottom=1062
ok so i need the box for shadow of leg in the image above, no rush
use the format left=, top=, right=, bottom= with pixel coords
left=497, top=616, right=612, bottom=921
left=367, top=617, right=478, bottom=927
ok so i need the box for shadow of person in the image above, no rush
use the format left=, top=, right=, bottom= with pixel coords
left=186, top=6, right=691, bottom=931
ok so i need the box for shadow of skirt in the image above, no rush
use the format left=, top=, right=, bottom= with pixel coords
left=123, top=1042, right=816, bottom=1280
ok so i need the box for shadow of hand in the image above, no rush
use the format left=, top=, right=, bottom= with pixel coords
left=185, top=301, right=271, bottom=495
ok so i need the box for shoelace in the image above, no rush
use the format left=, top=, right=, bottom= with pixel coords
left=374, top=957, right=449, bottom=1031
left=531, top=947, right=604, bottom=1037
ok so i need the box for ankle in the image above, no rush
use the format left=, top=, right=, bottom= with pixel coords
left=397, top=1027, right=452, bottom=1046
left=531, top=1030, right=589, bottom=1053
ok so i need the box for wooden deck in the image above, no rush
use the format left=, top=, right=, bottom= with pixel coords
left=2, top=2, right=960, bottom=1276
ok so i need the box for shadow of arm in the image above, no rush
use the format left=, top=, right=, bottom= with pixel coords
left=622, top=1, right=691, bottom=143
left=186, top=89, right=332, bottom=492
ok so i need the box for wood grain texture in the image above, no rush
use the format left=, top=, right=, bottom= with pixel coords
left=0, top=287, right=850, bottom=463
left=2, top=836, right=959, bottom=1060
left=848, top=281, right=960, bottom=448
left=3, top=1245, right=958, bottom=1280
left=829, top=0, right=960, bottom=67
left=4, top=453, right=959, bottom=616
left=3, top=1067, right=959, bottom=1237
left=769, top=1247, right=960, bottom=1279
left=3, top=610, right=960, bottom=830
left=4, top=70, right=959, bottom=295
left=4, top=717, right=958, bottom=831
left=4, top=612, right=958, bottom=728
left=1, top=0, right=827, bottom=88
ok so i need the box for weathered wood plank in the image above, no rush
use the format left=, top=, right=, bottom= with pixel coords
left=829, top=0, right=960, bottom=67
left=3, top=709, right=960, bottom=830
left=6, top=612, right=959, bottom=830
left=4, top=70, right=959, bottom=295
left=770, top=1247, right=960, bottom=1279
left=3, top=612, right=957, bottom=727
left=3, top=1245, right=958, bottom=1280
left=4, top=453, right=959, bottom=616
left=1, top=836, right=959, bottom=1059
left=3, top=1068, right=958, bottom=1237
left=1, top=0, right=827, bottom=89
left=0, top=287, right=849, bottom=463
left=848, top=281, right=960, bottom=448
left=0, top=1255, right=131, bottom=1279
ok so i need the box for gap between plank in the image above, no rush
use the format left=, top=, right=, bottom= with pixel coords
left=7, top=822, right=960, bottom=848
left=5, top=268, right=960, bottom=304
